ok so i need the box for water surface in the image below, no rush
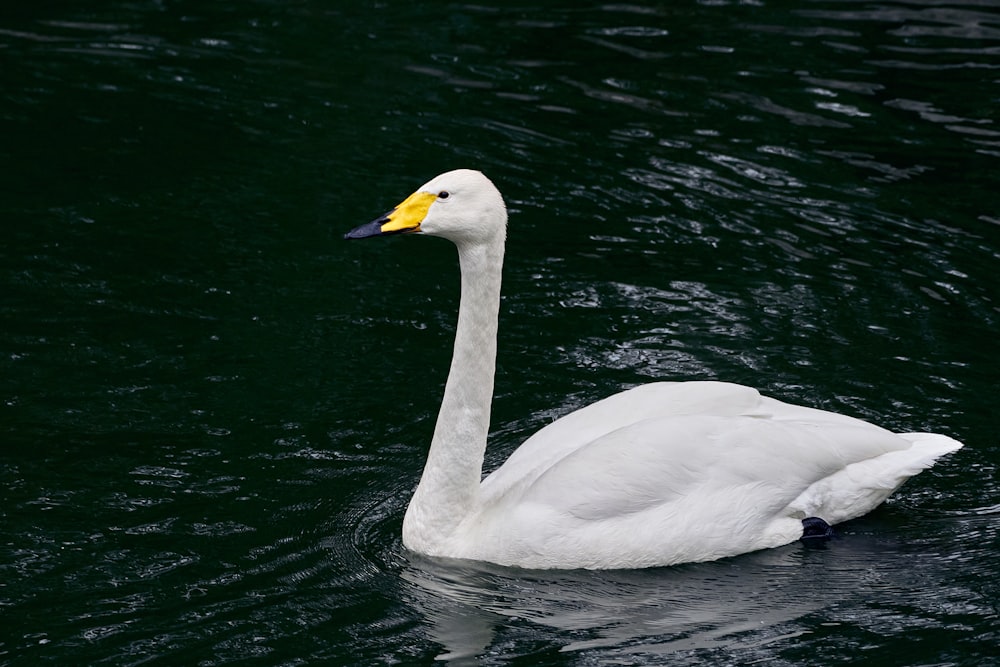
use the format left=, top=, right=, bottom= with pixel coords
left=2, top=1, right=999, bottom=664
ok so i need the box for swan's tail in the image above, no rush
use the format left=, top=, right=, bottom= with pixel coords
left=862, top=431, right=965, bottom=508
left=790, top=431, right=963, bottom=526
left=898, top=431, right=964, bottom=464
left=876, top=432, right=964, bottom=493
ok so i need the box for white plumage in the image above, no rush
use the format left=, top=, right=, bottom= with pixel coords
left=345, top=169, right=962, bottom=570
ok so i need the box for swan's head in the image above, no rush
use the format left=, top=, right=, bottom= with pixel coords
left=345, top=169, right=507, bottom=245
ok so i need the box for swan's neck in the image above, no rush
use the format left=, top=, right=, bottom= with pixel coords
left=403, top=236, right=504, bottom=552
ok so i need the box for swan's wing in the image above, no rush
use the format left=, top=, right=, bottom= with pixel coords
left=516, top=413, right=909, bottom=523
left=481, top=381, right=765, bottom=500
left=480, top=413, right=932, bottom=568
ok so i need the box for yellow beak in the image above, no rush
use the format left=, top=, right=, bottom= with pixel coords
left=345, top=190, right=437, bottom=239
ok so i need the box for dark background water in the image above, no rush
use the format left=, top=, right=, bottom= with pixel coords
left=2, top=1, right=999, bottom=664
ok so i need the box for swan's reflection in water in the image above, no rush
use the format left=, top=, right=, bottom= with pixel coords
left=397, top=524, right=963, bottom=664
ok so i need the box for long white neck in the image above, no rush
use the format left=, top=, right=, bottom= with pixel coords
left=402, top=235, right=505, bottom=553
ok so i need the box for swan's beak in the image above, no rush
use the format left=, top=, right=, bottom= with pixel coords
left=344, top=190, right=436, bottom=240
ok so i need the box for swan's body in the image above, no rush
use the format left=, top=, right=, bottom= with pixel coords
left=345, top=169, right=962, bottom=570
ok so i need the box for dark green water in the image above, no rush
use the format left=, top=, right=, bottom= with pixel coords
left=2, top=0, right=999, bottom=664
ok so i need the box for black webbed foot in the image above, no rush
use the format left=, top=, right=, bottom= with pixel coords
left=800, top=516, right=835, bottom=542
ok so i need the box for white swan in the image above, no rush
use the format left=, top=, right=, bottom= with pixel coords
left=345, top=168, right=963, bottom=570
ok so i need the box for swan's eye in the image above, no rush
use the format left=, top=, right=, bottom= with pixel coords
left=438, top=191, right=450, bottom=200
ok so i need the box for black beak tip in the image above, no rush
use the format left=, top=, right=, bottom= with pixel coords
left=344, top=219, right=385, bottom=240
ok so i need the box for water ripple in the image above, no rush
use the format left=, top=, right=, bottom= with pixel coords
left=400, top=515, right=1000, bottom=664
